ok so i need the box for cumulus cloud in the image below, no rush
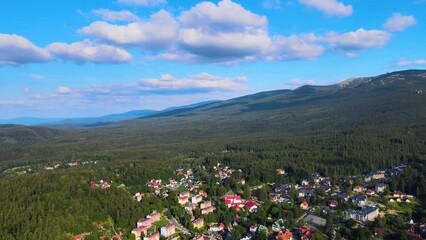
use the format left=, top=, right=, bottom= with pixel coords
left=139, top=72, right=247, bottom=92
left=118, top=0, right=165, bottom=6
left=394, top=58, right=426, bottom=67
left=0, top=34, right=50, bottom=66
left=179, top=0, right=267, bottom=31
left=266, top=34, right=324, bottom=61
left=29, top=73, right=248, bottom=106
left=176, top=0, right=269, bottom=62
left=47, top=40, right=133, bottom=64
left=383, top=13, right=416, bottom=32
left=299, top=0, right=352, bottom=17
left=80, top=10, right=178, bottom=50
left=56, top=86, right=72, bottom=94
left=92, top=9, right=140, bottom=22
left=322, top=28, right=390, bottom=52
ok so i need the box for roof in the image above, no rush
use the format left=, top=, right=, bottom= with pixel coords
left=245, top=201, right=258, bottom=208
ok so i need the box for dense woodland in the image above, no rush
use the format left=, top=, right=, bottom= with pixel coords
left=0, top=70, right=425, bottom=239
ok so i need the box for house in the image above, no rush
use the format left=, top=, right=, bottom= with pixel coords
left=144, top=232, right=160, bottom=240
left=300, top=226, right=313, bottom=239
left=272, top=219, right=285, bottom=232
left=258, top=225, right=268, bottom=233
left=209, top=223, right=225, bottom=232
left=304, top=214, right=326, bottom=228
left=134, top=192, right=143, bottom=202
left=222, top=195, right=243, bottom=208
left=300, top=200, right=309, bottom=210
left=249, top=225, right=258, bottom=233
left=101, top=181, right=111, bottom=189
left=350, top=195, right=368, bottom=206
left=344, top=206, right=379, bottom=222
left=161, top=224, right=176, bottom=237
left=191, top=195, right=203, bottom=204
left=365, top=189, right=375, bottom=196
left=72, top=234, right=89, bottom=240
left=393, top=191, right=403, bottom=198
left=180, top=191, right=190, bottom=198
left=192, top=235, right=212, bottom=240
left=328, top=200, right=338, bottom=208
left=353, top=185, right=364, bottom=193
left=336, top=192, right=349, bottom=201
left=301, top=179, right=310, bottom=186
left=179, top=196, right=189, bottom=205
left=245, top=201, right=258, bottom=213
left=373, top=227, right=385, bottom=236
left=200, top=201, right=212, bottom=209
left=298, top=188, right=315, bottom=198
left=132, top=227, right=148, bottom=240
left=375, top=183, right=387, bottom=193
left=371, top=170, right=386, bottom=180
left=148, top=212, right=161, bottom=223
left=276, top=169, right=286, bottom=175
left=137, top=218, right=152, bottom=228
left=147, top=181, right=160, bottom=189
left=192, top=218, right=204, bottom=229
left=276, top=230, right=293, bottom=240
left=201, top=206, right=215, bottom=215
left=199, top=190, right=208, bottom=197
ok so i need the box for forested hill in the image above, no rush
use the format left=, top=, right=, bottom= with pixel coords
left=0, top=70, right=425, bottom=167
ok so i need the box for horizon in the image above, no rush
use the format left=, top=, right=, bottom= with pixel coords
left=0, top=68, right=422, bottom=121
left=1, top=0, right=425, bottom=118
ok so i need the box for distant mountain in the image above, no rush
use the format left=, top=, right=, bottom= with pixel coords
left=0, top=118, right=64, bottom=126
left=1, top=70, right=425, bottom=154
left=0, top=100, right=220, bottom=128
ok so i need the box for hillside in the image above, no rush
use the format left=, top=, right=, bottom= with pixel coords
left=0, top=70, right=425, bottom=166
left=0, top=125, right=62, bottom=147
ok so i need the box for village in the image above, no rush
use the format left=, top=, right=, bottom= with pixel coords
left=70, top=161, right=425, bottom=240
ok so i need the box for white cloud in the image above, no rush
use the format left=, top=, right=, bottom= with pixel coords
left=287, top=79, right=317, bottom=85
left=262, top=0, right=282, bottom=10
left=139, top=72, right=248, bottom=92
left=118, top=0, right=165, bottom=6
left=179, top=0, right=267, bottom=31
left=56, top=86, right=72, bottom=94
left=0, top=100, right=25, bottom=105
left=266, top=34, right=324, bottom=61
left=322, top=28, right=390, bottom=52
left=299, top=0, right=352, bottom=17
left=47, top=40, right=133, bottom=64
left=172, top=0, right=270, bottom=63
left=80, top=10, right=178, bottom=50
left=30, top=73, right=247, bottom=105
left=0, top=34, right=50, bottom=66
left=383, top=13, right=416, bottom=32
left=178, top=28, right=271, bottom=60
left=92, top=9, right=140, bottom=22
left=27, top=73, right=45, bottom=80
left=23, top=88, right=33, bottom=94
left=394, top=58, right=426, bottom=67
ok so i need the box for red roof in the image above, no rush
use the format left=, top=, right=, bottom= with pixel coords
left=245, top=201, right=258, bottom=208
left=165, top=224, right=175, bottom=230
left=276, top=230, right=293, bottom=240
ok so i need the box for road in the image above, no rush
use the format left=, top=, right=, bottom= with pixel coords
left=170, top=216, right=192, bottom=235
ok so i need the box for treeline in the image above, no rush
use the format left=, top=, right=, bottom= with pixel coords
left=0, top=170, right=145, bottom=240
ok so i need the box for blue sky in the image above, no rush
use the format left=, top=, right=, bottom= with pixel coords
left=0, top=0, right=424, bottom=118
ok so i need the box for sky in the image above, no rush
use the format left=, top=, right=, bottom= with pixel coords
left=0, top=0, right=425, bottom=118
